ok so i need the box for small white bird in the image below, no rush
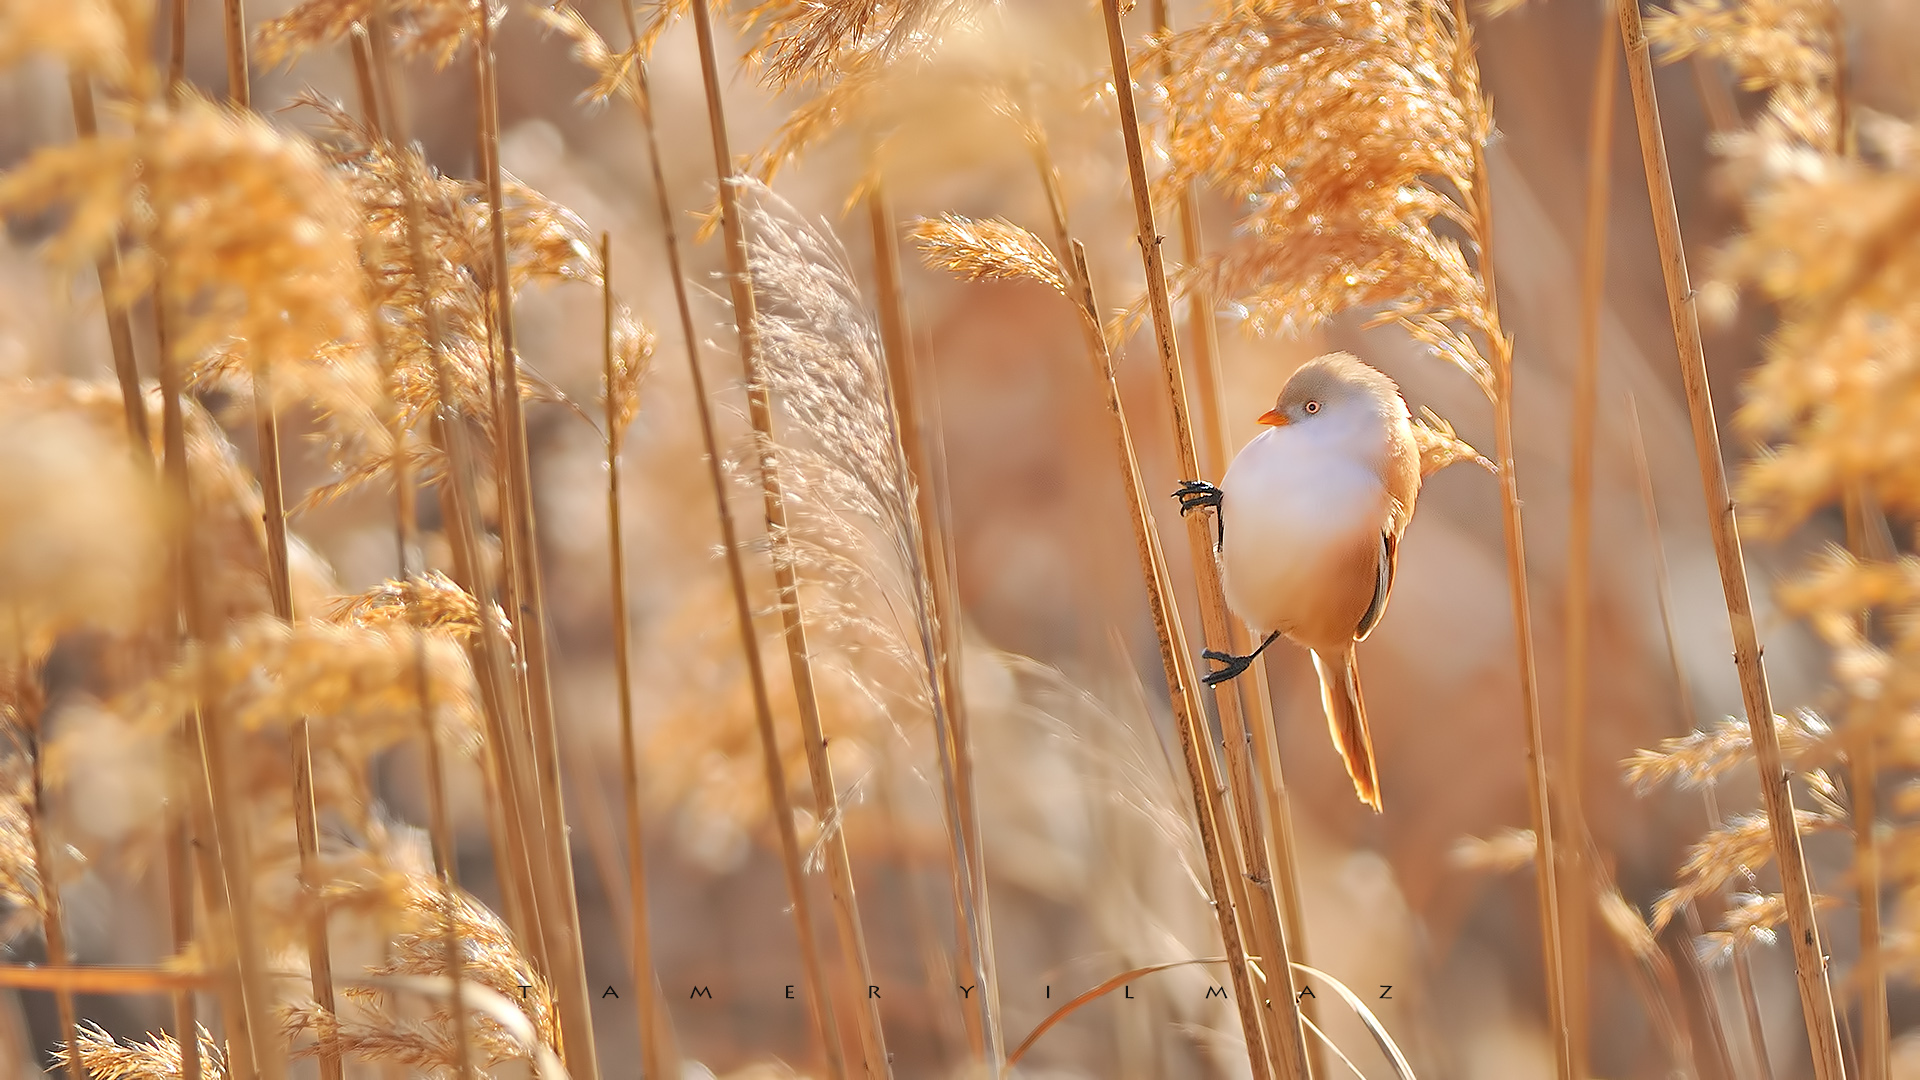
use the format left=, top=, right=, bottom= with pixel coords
left=1174, top=352, right=1421, bottom=811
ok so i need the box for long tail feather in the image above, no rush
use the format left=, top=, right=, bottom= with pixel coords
left=1312, top=646, right=1381, bottom=811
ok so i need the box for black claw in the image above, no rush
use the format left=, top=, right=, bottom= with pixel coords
left=1173, top=480, right=1226, bottom=549
left=1200, top=631, right=1283, bottom=686
left=1202, top=648, right=1253, bottom=685
left=1172, top=479, right=1223, bottom=515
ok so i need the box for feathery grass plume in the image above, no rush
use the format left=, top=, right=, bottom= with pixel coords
left=0, top=394, right=163, bottom=662
left=254, top=0, right=489, bottom=69
left=1644, top=0, right=1837, bottom=107
left=1147, top=0, right=1490, bottom=378
left=0, top=97, right=366, bottom=385
left=0, top=0, right=153, bottom=91
left=285, top=873, right=559, bottom=1071
left=56, top=1023, right=230, bottom=1080
left=1650, top=808, right=1846, bottom=932
left=116, top=618, right=482, bottom=763
left=327, top=571, right=508, bottom=642
left=1408, top=406, right=1492, bottom=478
left=732, top=0, right=988, bottom=90
left=288, top=95, right=612, bottom=507
left=1622, top=710, right=1832, bottom=791
left=907, top=214, right=1070, bottom=298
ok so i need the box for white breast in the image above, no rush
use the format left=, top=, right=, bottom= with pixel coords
left=1218, top=420, right=1390, bottom=639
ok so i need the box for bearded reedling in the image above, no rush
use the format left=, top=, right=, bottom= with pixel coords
left=1175, top=353, right=1420, bottom=811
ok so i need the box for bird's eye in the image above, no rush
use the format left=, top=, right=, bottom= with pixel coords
left=1304, top=400, right=1320, bottom=414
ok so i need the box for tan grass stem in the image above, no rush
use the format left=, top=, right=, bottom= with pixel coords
left=223, top=0, right=248, bottom=106
left=598, top=229, right=676, bottom=1080
left=15, top=673, right=83, bottom=1080
left=1842, top=500, right=1889, bottom=1080
left=688, top=3, right=848, bottom=1072
left=363, top=7, right=547, bottom=1070
left=156, top=299, right=276, bottom=1080
left=1627, top=398, right=1769, bottom=1080
left=1097, top=3, right=1307, bottom=1074
left=1067, top=238, right=1277, bottom=1080
left=168, top=0, right=189, bottom=94
left=148, top=287, right=204, bottom=1080
left=0, top=966, right=216, bottom=993
left=472, top=9, right=601, bottom=1068
left=65, top=74, right=148, bottom=458
left=1561, top=22, right=1619, bottom=1079
left=1139, top=0, right=1316, bottom=1057
left=1444, top=7, right=1574, bottom=1076
left=1617, top=4, right=1846, bottom=1076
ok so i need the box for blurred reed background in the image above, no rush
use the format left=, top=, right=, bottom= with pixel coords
left=0, top=0, right=1917, bottom=1076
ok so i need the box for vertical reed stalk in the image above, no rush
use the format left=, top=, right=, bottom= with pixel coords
left=1627, top=399, right=1770, bottom=1080
left=1617, top=4, right=1846, bottom=1077
left=16, top=671, right=83, bottom=1080
left=362, top=3, right=548, bottom=1064
left=65, top=75, right=148, bottom=457
left=155, top=295, right=275, bottom=1080
left=147, top=280, right=202, bottom=1080
left=1138, top=0, right=1316, bottom=1057
left=1440, top=7, right=1575, bottom=1076
left=599, top=231, right=676, bottom=1080
left=868, top=197, right=1002, bottom=1072
left=1097, top=3, right=1307, bottom=1074
left=221, top=0, right=247, bottom=105
left=1562, top=22, right=1618, bottom=1079
left=1065, top=237, right=1280, bottom=1080
left=687, top=4, right=848, bottom=1073
left=1843, top=499, right=1889, bottom=1080
left=471, top=8, right=601, bottom=1068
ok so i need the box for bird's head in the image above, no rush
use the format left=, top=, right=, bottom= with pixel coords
left=1257, top=352, right=1404, bottom=427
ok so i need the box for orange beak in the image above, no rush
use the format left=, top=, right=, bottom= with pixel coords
left=1257, top=408, right=1289, bottom=426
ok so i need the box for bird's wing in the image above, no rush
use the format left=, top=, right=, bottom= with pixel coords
left=1354, top=529, right=1395, bottom=641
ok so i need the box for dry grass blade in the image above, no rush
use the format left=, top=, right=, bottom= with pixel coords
left=1289, top=962, right=1418, bottom=1080
left=0, top=966, right=216, bottom=992
left=1006, top=958, right=1226, bottom=1067
left=907, top=214, right=1069, bottom=297
left=732, top=0, right=984, bottom=90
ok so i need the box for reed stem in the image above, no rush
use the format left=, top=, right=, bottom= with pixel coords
left=65, top=73, right=148, bottom=459
left=1561, top=21, right=1618, bottom=1079
left=599, top=230, right=676, bottom=1080
left=1628, top=399, right=1770, bottom=1080
left=14, top=675, right=83, bottom=1080
left=471, top=9, right=601, bottom=1069
left=1096, top=3, right=1307, bottom=1074
left=687, top=2, right=849, bottom=1072
left=1616, top=4, right=1846, bottom=1077
left=1066, top=237, right=1276, bottom=1080
left=1443, top=7, right=1574, bottom=1076
left=362, top=8, right=542, bottom=1073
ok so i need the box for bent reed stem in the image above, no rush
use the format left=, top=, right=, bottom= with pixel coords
left=1616, top=3, right=1846, bottom=1078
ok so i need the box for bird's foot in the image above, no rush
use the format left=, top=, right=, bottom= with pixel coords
left=1172, top=479, right=1223, bottom=516
left=1173, top=480, right=1226, bottom=549
left=1201, top=648, right=1254, bottom=685
left=1200, top=631, right=1281, bottom=686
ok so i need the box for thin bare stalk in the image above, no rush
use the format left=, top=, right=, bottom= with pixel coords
left=599, top=231, right=675, bottom=1080
left=471, top=7, right=600, bottom=1068
left=1562, top=23, right=1618, bottom=1079
left=1139, top=0, right=1317, bottom=1058
left=222, top=0, right=248, bottom=105
left=687, top=2, right=847, bottom=1072
left=1618, top=5, right=1846, bottom=1077
left=156, top=292, right=274, bottom=1080
left=1443, top=6, right=1574, bottom=1076
left=1067, top=238, right=1276, bottom=1080
left=1843, top=507, right=1889, bottom=1080
left=12, top=668, right=83, bottom=1080
left=362, top=10, right=540, bottom=1077
left=1098, top=3, right=1306, bottom=1075
left=1627, top=399, right=1769, bottom=1080
left=66, top=74, right=148, bottom=457
left=148, top=284, right=203, bottom=1080
left=168, top=0, right=188, bottom=93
